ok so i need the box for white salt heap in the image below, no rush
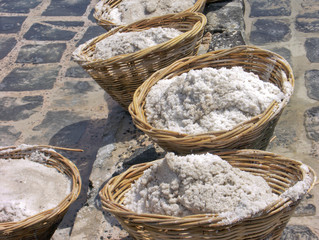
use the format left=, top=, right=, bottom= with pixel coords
left=93, top=27, right=182, bottom=60
left=0, top=151, right=71, bottom=222
left=95, top=0, right=196, bottom=25
left=124, top=152, right=279, bottom=221
left=145, top=67, right=289, bottom=134
left=74, top=27, right=182, bottom=61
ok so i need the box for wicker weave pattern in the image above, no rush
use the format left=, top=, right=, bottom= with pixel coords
left=0, top=145, right=82, bottom=240
left=74, top=12, right=206, bottom=110
left=100, top=150, right=316, bottom=240
left=128, top=45, right=294, bottom=154
left=93, top=0, right=207, bottom=29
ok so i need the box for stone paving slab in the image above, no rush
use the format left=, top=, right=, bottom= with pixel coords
left=0, top=0, right=318, bottom=239
left=0, top=65, right=61, bottom=91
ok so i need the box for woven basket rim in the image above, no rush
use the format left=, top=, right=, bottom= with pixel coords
left=93, top=0, right=207, bottom=28
left=128, top=45, right=295, bottom=140
left=99, top=149, right=316, bottom=227
left=0, top=145, right=82, bottom=231
left=74, top=12, right=207, bottom=66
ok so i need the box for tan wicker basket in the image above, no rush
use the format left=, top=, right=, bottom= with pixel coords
left=0, top=145, right=82, bottom=240
left=128, top=45, right=294, bottom=154
left=94, top=0, right=207, bottom=29
left=73, top=12, right=206, bottom=110
left=100, top=149, right=316, bottom=240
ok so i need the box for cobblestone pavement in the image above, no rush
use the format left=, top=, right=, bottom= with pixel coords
left=0, top=0, right=318, bottom=239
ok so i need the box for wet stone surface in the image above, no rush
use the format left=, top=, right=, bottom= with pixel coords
left=65, top=66, right=90, bottom=78
left=42, top=0, right=89, bottom=16
left=0, top=0, right=41, bottom=13
left=305, top=70, right=319, bottom=100
left=44, top=21, right=85, bottom=27
left=248, top=0, right=291, bottom=17
left=0, top=96, right=43, bottom=121
left=304, top=106, right=319, bottom=141
left=16, top=43, right=66, bottom=63
left=0, top=16, right=26, bottom=33
left=0, top=126, right=21, bottom=146
left=281, top=225, right=319, bottom=240
left=0, top=65, right=61, bottom=91
left=76, top=25, right=106, bottom=46
left=24, top=23, right=76, bottom=41
left=305, top=38, right=319, bottom=63
left=0, top=37, right=17, bottom=60
left=250, top=19, right=291, bottom=45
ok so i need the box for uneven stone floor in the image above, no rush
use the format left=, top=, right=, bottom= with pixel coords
left=0, top=0, right=318, bottom=239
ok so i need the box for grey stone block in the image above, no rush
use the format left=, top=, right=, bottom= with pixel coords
left=304, top=106, right=319, bottom=141
left=33, top=111, right=86, bottom=133
left=250, top=19, right=291, bottom=44
left=205, top=1, right=244, bottom=32
left=0, top=16, right=26, bottom=33
left=16, top=43, right=66, bottom=63
left=0, top=37, right=16, bottom=60
left=65, top=66, right=90, bottom=78
left=305, top=38, right=319, bottom=63
left=296, top=0, right=319, bottom=33
left=268, top=47, right=292, bottom=66
left=0, top=65, right=61, bottom=91
left=76, top=26, right=106, bottom=46
left=0, top=96, right=43, bottom=121
left=0, top=0, right=41, bottom=13
left=42, top=0, right=89, bottom=16
left=24, top=23, right=76, bottom=41
left=248, top=0, right=291, bottom=17
left=296, top=12, right=319, bottom=33
left=209, top=30, right=246, bottom=51
left=44, top=21, right=84, bottom=27
left=294, top=203, right=316, bottom=217
left=281, top=225, right=319, bottom=240
left=0, top=126, right=21, bottom=146
left=305, top=70, right=319, bottom=100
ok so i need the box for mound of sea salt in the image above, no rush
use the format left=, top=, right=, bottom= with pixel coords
left=73, top=27, right=182, bottom=61
left=124, top=152, right=279, bottom=220
left=145, top=66, right=290, bottom=134
left=0, top=151, right=71, bottom=222
left=95, top=0, right=196, bottom=25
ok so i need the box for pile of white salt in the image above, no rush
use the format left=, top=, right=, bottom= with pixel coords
left=95, top=0, right=197, bottom=25
left=124, top=153, right=278, bottom=222
left=73, top=27, right=182, bottom=61
left=124, top=152, right=312, bottom=223
left=145, top=66, right=292, bottom=134
left=0, top=150, right=71, bottom=222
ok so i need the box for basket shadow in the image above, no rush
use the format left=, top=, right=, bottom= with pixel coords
left=47, top=103, right=151, bottom=234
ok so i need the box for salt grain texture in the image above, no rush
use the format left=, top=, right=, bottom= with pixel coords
left=145, top=67, right=288, bottom=134
left=0, top=153, right=71, bottom=222
left=95, top=0, right=196, bottom=25
left=124, top=152, right=279, bottom=219
left=91, top=27, right=182, bottom=60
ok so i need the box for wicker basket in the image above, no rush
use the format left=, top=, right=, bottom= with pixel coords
left=99, top=149, right=316, bottom=240
left=128, top=45, right=294, bottom=154
left=73, top=12, right=206, bottom=110
left=0, top=145, right=82, bottom=240
left=94, top=0, right=207, bottom=29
